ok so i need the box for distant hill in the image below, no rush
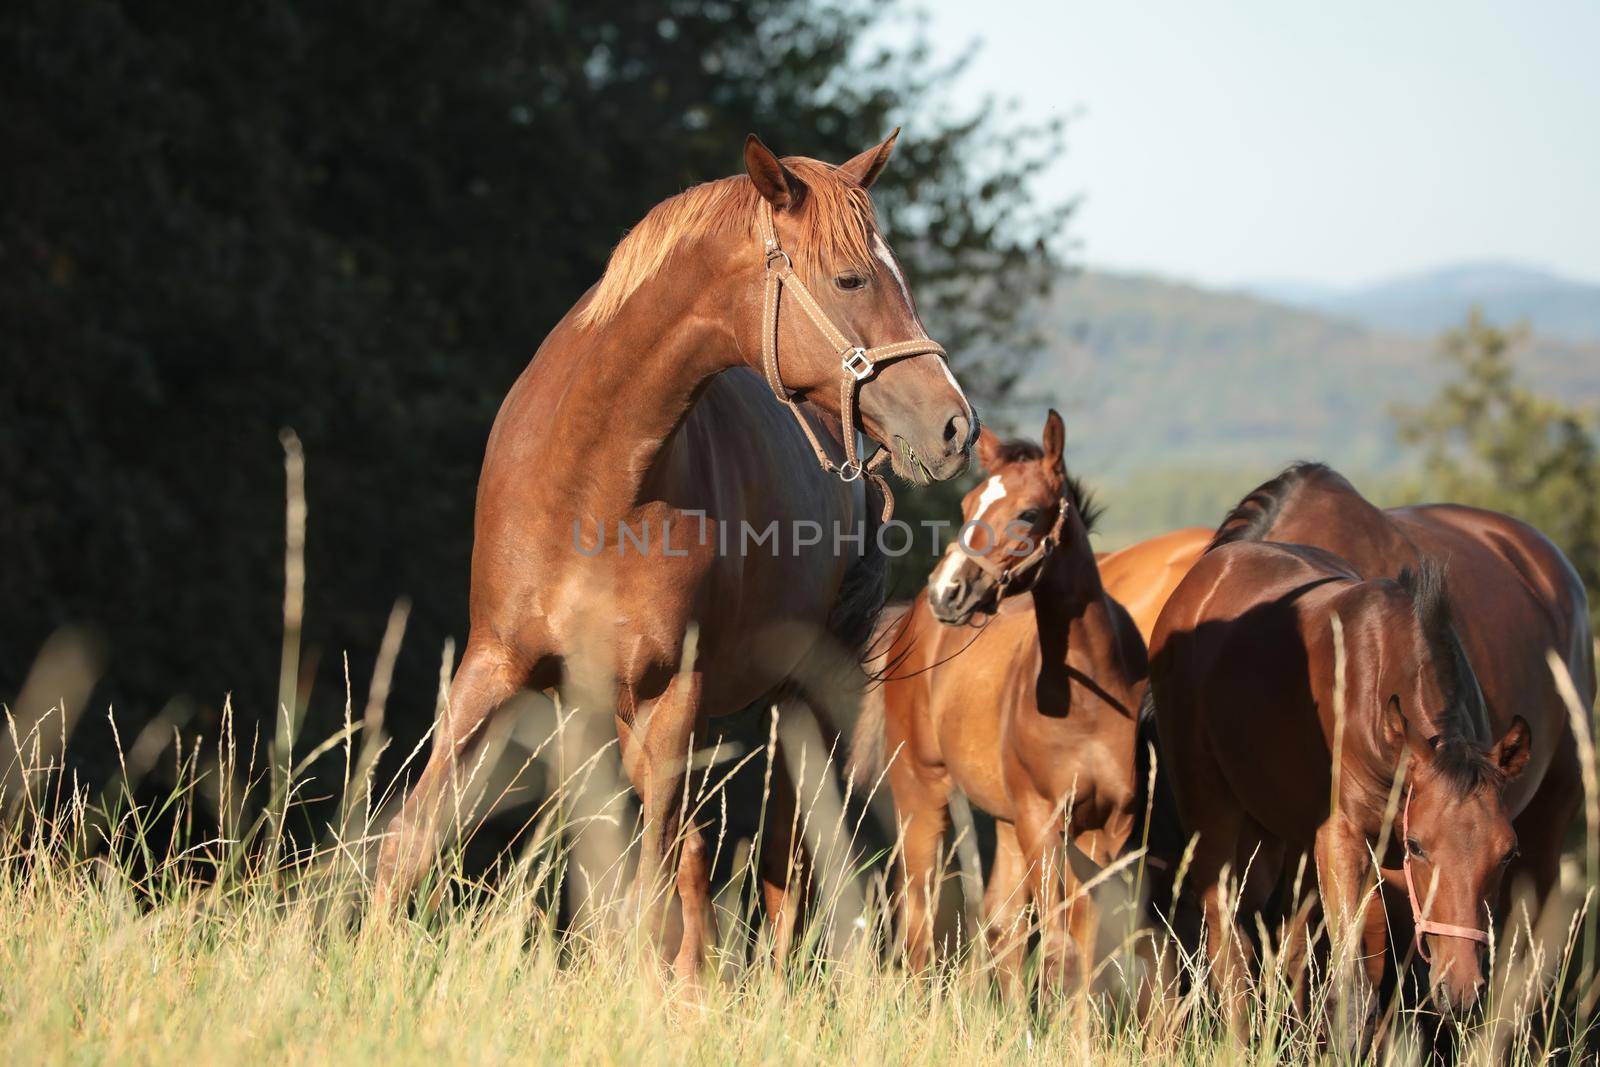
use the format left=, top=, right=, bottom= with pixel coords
left=1015, top=269, right=1600, bottom=544
left=1246, top=262, right=1600, bottom=341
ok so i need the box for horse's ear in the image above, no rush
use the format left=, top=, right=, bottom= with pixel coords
left=837, top=128, right=899, bottom=189
left=1491, top=716, right=1533, bottom=779
left=1382, top=694, right=1407, bottom=747
left=975, top=427, right=1004, bottom=472
left=1042, top=409, right=1066, bottom=471
left=745, top=135, right=803, bottom=211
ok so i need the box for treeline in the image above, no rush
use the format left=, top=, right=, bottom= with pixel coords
left=0, top=1, right=1065, bottom=782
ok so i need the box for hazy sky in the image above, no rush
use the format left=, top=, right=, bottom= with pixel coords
left=916, top=0, right=1600, bottom=288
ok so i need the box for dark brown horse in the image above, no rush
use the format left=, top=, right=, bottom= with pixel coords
left=1151, top=541, right=1534, bottom=1022
left=373, top=132, right=977, bottom=981
left=1209, top=465, right=1591, bottom=917
left=851, top=412, right=1145, bottom=992
left=1151, top=461, right=1592, bottom=1019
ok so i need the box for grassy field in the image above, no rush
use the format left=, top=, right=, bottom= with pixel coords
left=0, top=667, right=1596, bottom=1067
left=2, top=469, right=1596, bottom=1064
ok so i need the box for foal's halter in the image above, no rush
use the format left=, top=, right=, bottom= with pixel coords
left=960, top=496, right=1070, bottom=600
left=757, top=200, right=949, bottom=522
left=1401, top=784, right=1491, bottom=963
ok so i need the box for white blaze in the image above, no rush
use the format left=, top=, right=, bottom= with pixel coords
left=973, top=474, right=1007, bottom=525
left=929, top=475, right=1006, bottom=601
left=873, top=232, right=970, bottom=415
left=872, top=232, right=914, bottom=313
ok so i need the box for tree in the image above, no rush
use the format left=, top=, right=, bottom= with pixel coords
left=1394, top=309, right=1600, bottom=634
left=0, top=1, right=1067, bottom=782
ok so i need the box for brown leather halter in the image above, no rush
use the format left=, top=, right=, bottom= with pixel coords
left=757, top=200, right=949, bottom=522
left=1401, top=783, right=1491, bottom=963
left=961, top=496, right=1071, bottom=601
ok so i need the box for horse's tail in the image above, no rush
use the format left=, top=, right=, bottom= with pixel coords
left=845, top=604, right=912, bottom=789
left=1207, top=461, right=1331, bottom=553
left=846, top=676, right=887, bottom=790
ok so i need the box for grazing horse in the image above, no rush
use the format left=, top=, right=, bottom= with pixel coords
left=1097, top=526, right=1210, bottom=645
left=373, top=132, right=977, bottom=983
left=1150, top=543, right=1533, bottom=1021
left=1208, top=465, right=1591, bottom=925
left=850, top=412, right=1145, bottom=992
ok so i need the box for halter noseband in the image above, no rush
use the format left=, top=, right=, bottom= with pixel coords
left=757, top=200, right=950, bottom=522
left=1400, top=783, right=1491, bottom=963
left=960, top=496, right=1071, bottom=601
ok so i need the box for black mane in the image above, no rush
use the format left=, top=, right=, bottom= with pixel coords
left=1207, top=461, right=1331, bottom=552
left=1396, top=560, right=1497, bottom=796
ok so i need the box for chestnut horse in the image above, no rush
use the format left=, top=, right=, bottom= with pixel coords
left=1150, top=542, right=1534, bottom=1023
left=1098, top=526, right=1210, bottom=644
left=850, top=412, right=1145, bottom=991
left=373, top=133, right=977, bottom=982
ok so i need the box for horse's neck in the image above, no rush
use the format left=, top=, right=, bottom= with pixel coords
left=544, top=274, right=735, bottom=515
left=1031, top=522, right=1133, bottom=707
left=1272, top=474, right=1416, bottom=574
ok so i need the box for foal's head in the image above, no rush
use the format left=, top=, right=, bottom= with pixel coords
left=926, top=410, right=1098, bottom=625
left=1369, top=564, right=1531, bottom=1015
left=580, top=131, right=975, bottom=484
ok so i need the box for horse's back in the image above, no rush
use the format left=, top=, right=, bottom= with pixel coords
left=1098, top=526, right=1210, bottom=644
left=1393, top=503, right=1590, bottom=673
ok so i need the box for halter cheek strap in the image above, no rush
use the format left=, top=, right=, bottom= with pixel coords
left=961, top=496, right=1070, bottom=600
left=1401, top=784, right=1491, bottom=963
left=757, top=200, right=950, bottom=522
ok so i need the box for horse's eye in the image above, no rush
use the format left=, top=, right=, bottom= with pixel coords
left=1017, top=509, right=1041, bottom=525
left=1501, top=846, right=1520, bottom=866
left=1406, top=838, right=1426, bottom=859
left=835, top=272, right=866, bottom=292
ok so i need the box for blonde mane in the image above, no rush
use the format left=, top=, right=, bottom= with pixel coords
left=575, top=156, right=880, bottom=329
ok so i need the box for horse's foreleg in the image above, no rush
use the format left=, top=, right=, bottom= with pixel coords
left=1016, top=799, right=1081, bottom=996
left=374, top=642, right=525, bottom=912
left=1314, top=816, right=1380, bottom=1049
left=983, top=821, right=1032, bottom=1000
left=757, top=736, right=810, bottom=965
left=617, top=671, right=708, bottom=984
left=890, top=757, right=950, bottom=972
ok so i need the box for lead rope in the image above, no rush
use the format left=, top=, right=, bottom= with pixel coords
left=1401, top=783, right=1491, bottom=963
left=757, top=201, right=949, bottom=523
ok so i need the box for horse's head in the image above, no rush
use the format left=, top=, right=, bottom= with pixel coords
left=1373, top=564, right=1531, bottom=1016
left=742, top=133, right=974, bottom=485
left=927, top=409, right=1082, bottom=625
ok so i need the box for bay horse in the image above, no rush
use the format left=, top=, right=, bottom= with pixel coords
left=1149, top=540, right=1534, bottom=1023
left=373, top=132, right=977, bottom=983
left=1208, top=465, right=1591, bottom=925
left=850, top=411, right=1145, bottom=992
left=1097, top=526, right=1210, bottom=645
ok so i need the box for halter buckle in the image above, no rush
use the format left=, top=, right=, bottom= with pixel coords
left=765, top=247, right=792, bottom=272
left=838, top=459, right=864, bottom=482
left=843, top=348, right=873, bottom=381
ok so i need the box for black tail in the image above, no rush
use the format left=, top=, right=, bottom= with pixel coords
left=1131, top=686, right=1182, bottom=891
left=1207, top=461, right=1331, bottom=553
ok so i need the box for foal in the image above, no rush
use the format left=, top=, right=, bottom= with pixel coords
left=852, top=411, right=1146, bottom=991
left=1150, top=541, right=1531, bottom=1025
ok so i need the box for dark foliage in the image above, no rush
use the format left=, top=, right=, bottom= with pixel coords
left=0, top=1, right=1066, bottom=784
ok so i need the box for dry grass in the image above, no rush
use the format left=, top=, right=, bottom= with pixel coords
left=0, top=658, right=1594, bottom=1066
left=1, top=441, right=1594, bottom=1065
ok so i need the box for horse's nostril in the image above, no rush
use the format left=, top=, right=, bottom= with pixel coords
left=944, top=412, right=970, bottom=451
